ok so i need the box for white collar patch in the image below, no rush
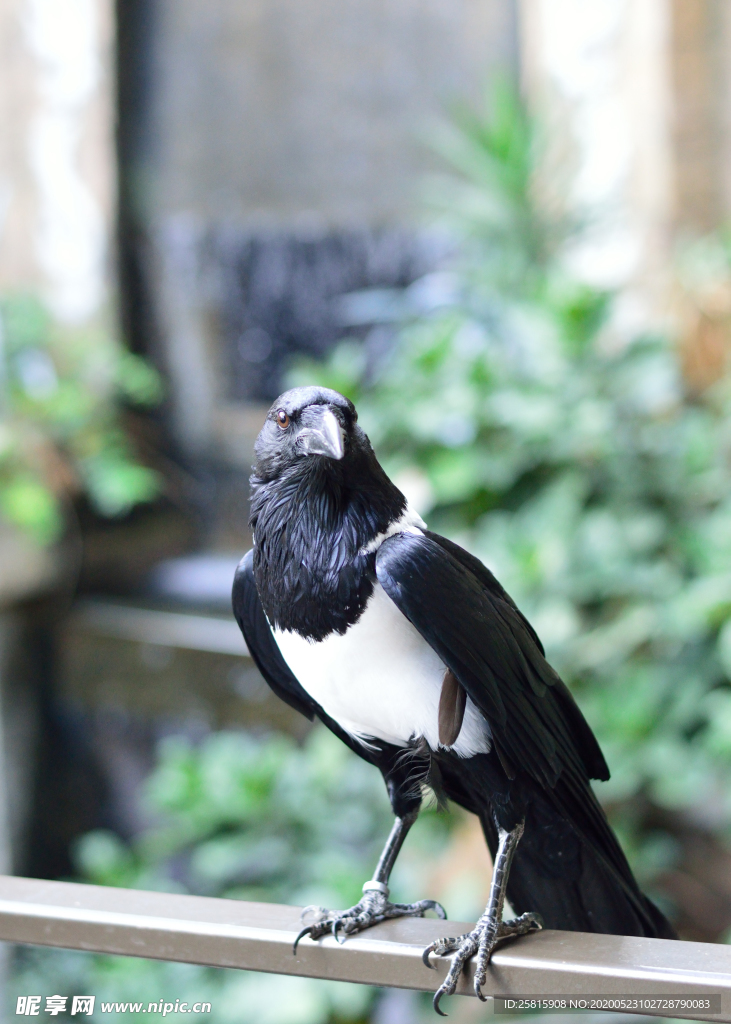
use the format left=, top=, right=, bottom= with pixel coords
left=359, top=506, right=427, bottom=556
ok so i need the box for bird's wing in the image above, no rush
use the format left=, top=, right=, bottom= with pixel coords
left=375, top=532, right=609, bottom=789
left=424, top=530, right=545, bottom=655
left=232, top=550, right=318, bottom=720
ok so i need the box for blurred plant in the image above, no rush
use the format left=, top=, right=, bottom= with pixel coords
left=12, top=727, right=454, bottom=1023
left=0, top=294, right=162, bottom=544
left=289, top=85, right=731, bottom=918
left=424, top=79, right=565, bottom=298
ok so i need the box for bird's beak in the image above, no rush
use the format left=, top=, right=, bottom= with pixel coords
left=298, top=407, right=345, bottom=460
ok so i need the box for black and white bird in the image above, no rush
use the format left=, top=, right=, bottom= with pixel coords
left=232, top=386, right=676, bottom=1013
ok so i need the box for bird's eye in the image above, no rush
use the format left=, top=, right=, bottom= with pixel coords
left=276, top=409, right=290, bottom=429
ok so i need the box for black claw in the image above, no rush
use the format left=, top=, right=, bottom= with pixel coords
left=433, top=989, right=448, bottom=1017
left=334, top=918, right=352, bottom=944
left=422, top=900, right=447, bottom=920
left=422, top=945, right=436, bottom=969
left=293, top=926, right=312, bottom=954
left=475, top=981, right=487, bottom=1002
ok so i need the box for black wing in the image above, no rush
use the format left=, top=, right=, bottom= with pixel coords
left=423, top=530, right=609, bottom=783
left=232, top=550, right=318, bottom=720
left=376, top=533, right=677, bottom=938
left=424, top=531, right=545, bottom=655
left=376, top=531, right=608, bottom=788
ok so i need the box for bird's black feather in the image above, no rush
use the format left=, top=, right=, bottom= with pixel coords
left=232, top=550, right=318, bottom=720
left=424, top=531, right=546, bottom=656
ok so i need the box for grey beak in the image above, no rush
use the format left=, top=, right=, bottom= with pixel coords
left=298, top=407, right=345, bottom=460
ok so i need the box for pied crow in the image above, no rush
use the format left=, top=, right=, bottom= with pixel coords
left=232, top=385, right=676, bottom=1014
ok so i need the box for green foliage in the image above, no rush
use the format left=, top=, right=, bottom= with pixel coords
left=0, top=294, right=162, bottom=543
left=289, top=86, right=731, bottom=899
left=13, top=728, right=454, bottom=1023
left=425, top=80, right=568, bottom=300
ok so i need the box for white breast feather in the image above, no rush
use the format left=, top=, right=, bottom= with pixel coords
left=273, top=582, right=491, bottom=758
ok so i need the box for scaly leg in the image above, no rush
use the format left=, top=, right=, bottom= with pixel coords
left=294, top=810, right=446, bottom=952
left=423, top=821, right=542, bottom=1015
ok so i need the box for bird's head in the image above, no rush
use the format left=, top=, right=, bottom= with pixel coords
left=253, top=386, right=359, bottom=480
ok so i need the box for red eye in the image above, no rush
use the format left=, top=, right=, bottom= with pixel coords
left=276, top=409, right=290, bottom=429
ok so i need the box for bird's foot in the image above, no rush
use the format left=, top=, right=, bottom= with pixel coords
left=293, top=882, right=446, bottom=952
left=423, top=911, right=542, bottom=1015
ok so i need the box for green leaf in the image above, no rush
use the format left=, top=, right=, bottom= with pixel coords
left=116, top=352, right=164, bottom=406
left=0, top=475, right=62, bottom=544
left=82, top=454, right=160, bottom=516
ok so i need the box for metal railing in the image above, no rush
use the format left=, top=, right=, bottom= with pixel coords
left=0, top=876, right=730, bottom=1020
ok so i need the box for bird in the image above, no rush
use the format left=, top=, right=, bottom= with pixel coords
left=232, top=385, right=676, bottom=1014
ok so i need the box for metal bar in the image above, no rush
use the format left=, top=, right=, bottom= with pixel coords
left=0, top=877, right=729, bottom=1020
left=72, top=601, right=249, bottom=657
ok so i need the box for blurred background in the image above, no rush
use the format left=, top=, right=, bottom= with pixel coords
left=2, top=0, right=731, bottom=1021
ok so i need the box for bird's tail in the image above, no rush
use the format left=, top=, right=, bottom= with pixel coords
left=479, top=793, right=676, bottom=940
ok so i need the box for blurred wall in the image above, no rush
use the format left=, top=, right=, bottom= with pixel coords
left=138, top=0, right=517, bottom=227
left=0, top=0, right=116, bottom=323
left=119, top=0, right=519, bottom=466
left=670, top=0, right=731, bottom=233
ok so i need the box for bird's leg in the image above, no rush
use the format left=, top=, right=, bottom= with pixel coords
left=294, top=810, right=446, bottom=951
left=423, top=821, right=542, bottom=1015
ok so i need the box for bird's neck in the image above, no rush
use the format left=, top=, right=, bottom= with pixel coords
left=250, top=458, right=404, bottom=641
